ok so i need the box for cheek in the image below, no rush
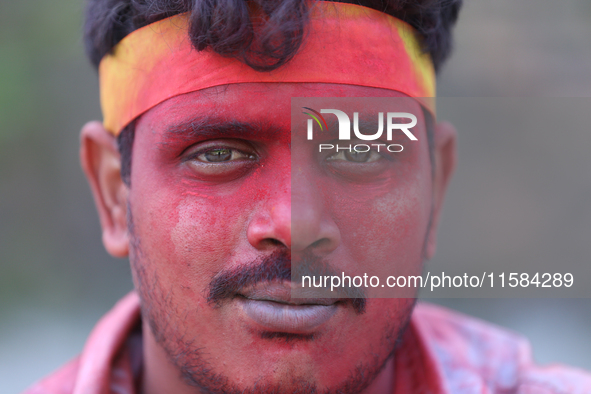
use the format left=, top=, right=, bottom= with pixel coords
left=367, top=181, right=427, bottom=252
left=170, top=201, right=238, bottom=280
left=131, top=163, right=279, bottom=291
left=325, top=167, right=431, bottom=280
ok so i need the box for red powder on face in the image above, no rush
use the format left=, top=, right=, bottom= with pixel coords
left=127, top=83, right=434, bottom=392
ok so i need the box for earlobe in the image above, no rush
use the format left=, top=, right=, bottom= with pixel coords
left=425, top=121, right=457, bottom=260
left=80, top=121, right=130, bottom=258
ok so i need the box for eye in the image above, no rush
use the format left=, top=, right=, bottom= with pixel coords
left=326, top=148, right=382, bottom=163
left=322, top=143, right=395, bottom=182
left=183, top=140, right=258, bottom=180
left=195, top=147, right=255, bottom=163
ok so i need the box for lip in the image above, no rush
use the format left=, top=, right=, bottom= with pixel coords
left=238, top=282, right=339, bottom=333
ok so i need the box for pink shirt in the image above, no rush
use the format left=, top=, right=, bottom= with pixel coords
left=24, top=292, right=591, bottom=394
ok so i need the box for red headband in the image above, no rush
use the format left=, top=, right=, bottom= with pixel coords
left=99, top=2, right=436, bottom=135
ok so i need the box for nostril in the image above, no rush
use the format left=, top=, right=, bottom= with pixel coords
left=256, top=238, right=289, bottom=250
left=267, top=239, right=284, bottom=247
left=308, top=238, right=331, bottom=250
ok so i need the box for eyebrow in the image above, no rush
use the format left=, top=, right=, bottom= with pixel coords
left=315, top=117, right=408, bottom=141
left=309, top=117, right=340, bottom=139
left=162, top=115, right=280, bottom=143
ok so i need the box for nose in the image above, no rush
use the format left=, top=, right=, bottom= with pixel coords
left=246, top=167, right=341, bottom=256
left=246, top=169, right=292, bottom=250
left=291, top=173, right=341, bottom=256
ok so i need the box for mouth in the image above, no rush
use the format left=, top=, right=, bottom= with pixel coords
left=237, top=282, right=340, bottom=334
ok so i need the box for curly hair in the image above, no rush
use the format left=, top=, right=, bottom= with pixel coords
left=85, top=0, right=462, bottom=72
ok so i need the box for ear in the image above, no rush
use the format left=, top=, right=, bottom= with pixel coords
left=424, top=121, right=457, bottom=260
left=80, top=121, right=129, bottom=258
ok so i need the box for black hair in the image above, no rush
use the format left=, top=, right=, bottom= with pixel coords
left=84, top=0, right=462, bottom=185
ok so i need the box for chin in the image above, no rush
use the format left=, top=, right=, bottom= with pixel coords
left=157, top=298, right=412, bottom=394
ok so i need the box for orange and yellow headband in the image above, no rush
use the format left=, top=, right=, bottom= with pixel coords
left=99, top=2, right=436, bottom=136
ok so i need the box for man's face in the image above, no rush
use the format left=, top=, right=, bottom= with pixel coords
left=124, top=83, right=436, bottom=393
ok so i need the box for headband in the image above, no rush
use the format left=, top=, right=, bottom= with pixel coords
left=99, top=2, right=436, bottom=135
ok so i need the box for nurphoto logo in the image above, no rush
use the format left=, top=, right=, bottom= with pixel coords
left=302, top=107, right=418, bottom=153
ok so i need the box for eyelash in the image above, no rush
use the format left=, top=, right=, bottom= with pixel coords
left=186, top=147, right=255, bottom=163
left=320, top=139, right=395, bottom=162
left=183, top=140, right=258, bottom=162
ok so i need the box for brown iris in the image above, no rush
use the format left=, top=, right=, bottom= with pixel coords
left=204, top=148, right=232, bottom=162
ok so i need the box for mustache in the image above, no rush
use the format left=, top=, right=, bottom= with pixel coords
left=207, top=250, right=366, bottom=314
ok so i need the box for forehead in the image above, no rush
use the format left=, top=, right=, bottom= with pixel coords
left=136, top=82, right=422, bottom=135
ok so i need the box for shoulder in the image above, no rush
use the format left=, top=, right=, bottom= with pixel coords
left=21, top=292, right=141, bottom=394
left=22, top=357, right=80, bottom=394
left=412, top=302, right=591, bottom=394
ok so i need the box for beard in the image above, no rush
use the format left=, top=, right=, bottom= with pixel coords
left=127, top=207, right=417, bottom=394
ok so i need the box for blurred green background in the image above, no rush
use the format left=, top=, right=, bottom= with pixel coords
left=1, top=0, right=590, bottom=392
